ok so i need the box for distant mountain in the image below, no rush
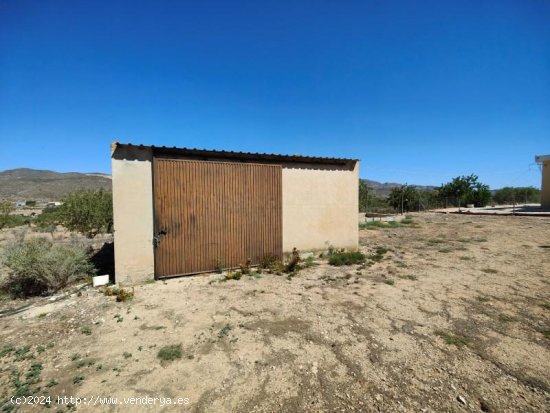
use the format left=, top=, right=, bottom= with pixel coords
left=0, top=167, right=434, bottom=202
left=0, top=168, right=111, bottom=201
left=361, top=179, right=436, bottom=198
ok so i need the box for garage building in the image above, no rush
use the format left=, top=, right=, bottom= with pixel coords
left=111, top=142, right=359, bottom=283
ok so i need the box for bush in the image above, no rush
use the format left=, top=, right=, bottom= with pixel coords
left=1, top=238, right=95, bottom=298
left=493, top=186, right=540, bottom=205
left=157, top=344, right=182, bottom=361
left=34, top=206, right=62, bottom=229
left=58, top=190, right=113, bottom=238
left=328, top=250, right=366, bottom=266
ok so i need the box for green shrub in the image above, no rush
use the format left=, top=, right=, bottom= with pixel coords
left=157, top=344, right=182, bottom=361
left=34, top=206, right=62, bottom=229
left=328, top=250, right=366, bottom=266
left=1, top=238, right=95, bottom=298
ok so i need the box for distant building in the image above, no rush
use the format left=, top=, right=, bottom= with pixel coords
left=535, top=155, right=550, bottom=208
left=46, top=201, right=63, bottom=207
left=15, top=201, right=26, bottom=208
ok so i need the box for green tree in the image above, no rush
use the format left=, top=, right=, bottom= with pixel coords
left=387, top=185, right=420, bottom=213
left=493, top=187, right=540, bottom=205
left=359, top=181, right=390, bottom=212
left=58, top=189, right=113, bottom=238
left=439, top=174, right=491, bottom=207
left=0, top=201, right=15, bottom=229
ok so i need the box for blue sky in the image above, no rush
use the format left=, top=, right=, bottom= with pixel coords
left=0, top=0, right=548, bottom=188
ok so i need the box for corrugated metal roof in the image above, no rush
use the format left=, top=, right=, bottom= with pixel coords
left=112, top=142, right=358, bottom=165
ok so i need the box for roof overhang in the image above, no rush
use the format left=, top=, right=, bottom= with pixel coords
left=535, top=154, right=550, bottom=163
left=112, top=142, right=358, bottom=166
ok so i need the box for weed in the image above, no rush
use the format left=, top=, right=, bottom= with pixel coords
left=105, top=286, right=134, bottom=302
left=157, top=344, right=182, bottom=361
left=360, top=218, right=416, bottom=230
left=477, top=295, right=491, bottom=302
left=114, top=314, right=124, bottom=322
left=46, top=378, right=58, bottom=387
left=239, top=259, right=252, bottom=275
left=215, top=259, right=225, bottom=273
left=427, top=239, right=445, bottom=245
left=460, top=256, right=474, bottom=261
left=434, top=330, right=469, bottom=347
left=76, top=360, right=86, bottom=369
left=36, top=345, right=46, bottom=353
left=123, top=351, right=132, bottom=359
left=365, top=246, right=388, bottom=263
left=301, top=256, right=317, bottom=269
left=70, top=353, right=81, bottom=361
left=438, top=248, right=453, bottom=253
left=72, top=375, right=85, bottom=385
left=540, top=329, right=550, bottom=339
left=46, top=342, right=54, bottom=349
left=260, top=255, right=278, bottom=269
left=37, top=312, right=48, bottom=318
left=14, top=346, right=33, bottom=361
left=498, top=314, right=516, bottom=323
left=285, top=248, right=301, bottom=272
left=25, top=363, right=43, bottom=384
left=80, top=326, right=92, bottom=335
left=540, top=302, right=550, bottom=310
left=329, top=250, right=366, bottom=266
left=481, top=268, right=498, bottom=274
left=384, top=279, right=395, bottom=286
left=224, top=271, right=242, bottom=281
left=218, top=324, right=232, bottom=338
left=0, top=344, right=15, bottom=358
left=401, top=216, right=414, bottom=225
left=406, top=275, right=417, bottom=281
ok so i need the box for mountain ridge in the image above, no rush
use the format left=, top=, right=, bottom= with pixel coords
left=0, top=168, right=112, bottom=201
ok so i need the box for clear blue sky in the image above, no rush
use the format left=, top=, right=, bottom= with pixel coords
left=1, top=0, right=548, bottom=188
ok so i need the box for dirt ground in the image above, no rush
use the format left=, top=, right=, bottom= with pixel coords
left=1, top=213, right=549, bottom=412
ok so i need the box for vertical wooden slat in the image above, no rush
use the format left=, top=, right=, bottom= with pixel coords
left=153, top=159, right=282, bottom=278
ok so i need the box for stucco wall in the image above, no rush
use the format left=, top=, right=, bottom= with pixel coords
left=542, top=161, right=550, bottom=208
left=282, top=162, right=359, bottom=252
left=111, top=145, right=155, bottom=284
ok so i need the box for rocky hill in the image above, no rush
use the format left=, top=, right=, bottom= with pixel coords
left=0, top=168, right=111, bottom=201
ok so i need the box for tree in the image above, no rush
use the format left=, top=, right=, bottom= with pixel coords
left=493, top=187, right=540, bottom=205
left=387, top=185, right=420, bottom=213
left=438, top=174, right=491, bottom=207
left=57, top=189, right=113, bottom=238
left=359, top=181, right=390, bottom=213
left=0, top=201, right=15, bottom=229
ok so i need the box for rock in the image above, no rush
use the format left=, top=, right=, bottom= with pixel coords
left=457, top=395, right=467, bottom=405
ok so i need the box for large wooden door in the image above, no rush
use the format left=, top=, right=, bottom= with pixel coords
left=153, top=158, right=282, bottom=278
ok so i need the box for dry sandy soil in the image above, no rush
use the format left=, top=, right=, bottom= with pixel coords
left=1, top=213, right=549, bottom=412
